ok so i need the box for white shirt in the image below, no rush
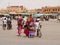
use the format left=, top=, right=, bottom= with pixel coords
left=3, top=20, right=7, bottom=24
left=1, top=17, right=7, bottom=24
left=23, top=16, right=27, bottom=22
left=23, top=16, right=27, bottom=25
left=2, top=17, right=7, bottom=21
left=35, top=21, right=42, bottom=29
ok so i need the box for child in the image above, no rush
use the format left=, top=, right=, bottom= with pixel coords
left=28, top=22, right=36, bottom=38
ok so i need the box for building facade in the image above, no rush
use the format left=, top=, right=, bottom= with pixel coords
left=28, top=9, right=36, bottom=14
left=41, top=6, right=60, bottom=14
left=0, top=6, right=60, bottom=15
left=6, top=6, right=27, bottom=13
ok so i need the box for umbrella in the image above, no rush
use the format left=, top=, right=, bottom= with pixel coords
left=32, top=14, right=43, bottom=18
left=3, top=14, right=10, bottom=16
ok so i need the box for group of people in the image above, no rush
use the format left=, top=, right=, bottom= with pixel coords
left=17, top=15, right=42, bottom=38
left=1, top=14, right=42, bottom=38
left=1, top=16, right=12, bottom=30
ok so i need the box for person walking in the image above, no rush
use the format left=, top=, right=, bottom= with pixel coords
left=35, top=18, right=42, bottom=38
left=7, top=17, right=12, bottom=30
left=2, top=16, right=7, bottom=30
left=17, top=15, right=23, bottom=36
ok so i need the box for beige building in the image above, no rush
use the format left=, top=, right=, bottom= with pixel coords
left=35, top=9, right=42, bottom=13
left=0, top=10, right=7, bottom=14
left=41, top=6, right=60, bottom=14
left=28, top=9, right=36, bottom=14
left=0, top=6, right=60, bottom=15
left=6, top=6, right=27, bottom=13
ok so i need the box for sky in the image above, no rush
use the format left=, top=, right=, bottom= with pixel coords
left=0, top=0, right=60, bottom=9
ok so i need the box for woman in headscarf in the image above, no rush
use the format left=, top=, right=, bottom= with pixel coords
left=24, top=15, right=34, bottom=37
left=17, top=15, right=23, bottom=36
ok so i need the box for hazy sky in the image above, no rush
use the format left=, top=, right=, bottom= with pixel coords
left=0, top=0, right=60, bottom=9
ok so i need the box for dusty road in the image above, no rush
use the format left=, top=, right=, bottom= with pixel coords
left=0, top=19, right=60, bottom=45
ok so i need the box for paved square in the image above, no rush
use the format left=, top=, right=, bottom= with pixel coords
left=0, top=19, right=60, bottom=45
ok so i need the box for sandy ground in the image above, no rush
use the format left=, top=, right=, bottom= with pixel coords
left=0, top=19, right=60, bottom=45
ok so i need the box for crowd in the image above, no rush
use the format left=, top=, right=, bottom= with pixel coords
left=1, top=14, right=42, bottom=38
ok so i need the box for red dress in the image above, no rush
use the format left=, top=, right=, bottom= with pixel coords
left=24, top=21, right=30, bottom=36
left=17, top=18, right=23, bottom=35
left=24, top=18, right=34, bottom=36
